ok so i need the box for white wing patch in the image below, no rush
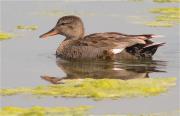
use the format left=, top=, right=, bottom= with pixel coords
left=111, top=48, right=124, bottom=54
left=151, top=34, right=164, bottom=38
left=113, top=68, right=123, bottom=71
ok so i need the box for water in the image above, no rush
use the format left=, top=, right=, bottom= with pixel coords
left=0, top=0, right=179, bottom=114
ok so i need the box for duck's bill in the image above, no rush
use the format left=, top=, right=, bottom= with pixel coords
left=39, top=28, right=59, bottom=39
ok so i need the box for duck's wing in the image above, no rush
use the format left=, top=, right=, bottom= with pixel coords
left=84, top=32, right=161, bottom=40
left=109, top=32, right=164, bottom=39
left=80, top=32, right=150, bottom=49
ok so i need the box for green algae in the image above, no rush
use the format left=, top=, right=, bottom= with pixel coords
left=0, top=78, right=176, bottom=100
left=150, top=7, right=180, bottom=14
left=0, top=106, right=91, bottom=116
left=146, top=7, right=180, bottom=27
left=145, top=21, right=173, bottom=27
left=16, top=25, right=38, bottom=30
left=0, top=32, right=13, bottom=40
left=0, top=106, right=179, bottom=116
left=105, top=109, right=180, bottom=116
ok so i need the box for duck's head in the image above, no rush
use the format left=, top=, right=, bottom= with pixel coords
left=40, top=15, right=84, bottom=39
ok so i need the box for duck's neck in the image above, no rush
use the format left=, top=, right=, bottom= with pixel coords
left=64, top=25, right=85, bottom=40
left=65, top=33, right=84, bottom=40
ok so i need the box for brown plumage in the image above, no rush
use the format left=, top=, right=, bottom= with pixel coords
left=40, top=15, right=165, bottom=60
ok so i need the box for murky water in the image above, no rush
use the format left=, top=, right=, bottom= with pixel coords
left=0, top=1, right=179, bottom=115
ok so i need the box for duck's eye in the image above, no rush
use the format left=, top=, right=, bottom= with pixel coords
left=61, top=23, right=66, bottom=25
left=61, top=22, right=71, bottom=25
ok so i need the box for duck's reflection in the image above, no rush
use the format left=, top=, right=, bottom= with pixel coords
left=41, top=58, right=166, bottom=84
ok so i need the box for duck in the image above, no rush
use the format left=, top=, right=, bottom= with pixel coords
left=40, top=15, right=165, bottom=60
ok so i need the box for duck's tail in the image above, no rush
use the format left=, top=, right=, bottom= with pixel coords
left=128, top=34, right=164, bottom=40
left=140, top=42, right=165, bottom=57
left=126, top=42, right=165, bottom=58
left=138, top=34, right=164, bottom=39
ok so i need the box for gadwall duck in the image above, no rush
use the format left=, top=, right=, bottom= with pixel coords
left=40, top=15, right=165, bottom=60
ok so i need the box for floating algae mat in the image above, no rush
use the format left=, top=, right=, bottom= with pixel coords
left=106, top=110, right=180, bottom=116
left=0, top=106, right=91, bottom=116
left=0, top=106, right=179, bottom=116
left=146, top=7, right=180, bottom=27
left=16, top=25, right=38, bottom=30
left=0, top=78, right=176, bottom=100
left=0, top=32, right=13, bottom=40
left=146, top=21, right=173, bottom=27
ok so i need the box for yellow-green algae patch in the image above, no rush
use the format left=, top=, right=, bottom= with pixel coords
left=105, top=109, right=180, bottom=116
left=146, top=21, right=173, bottom=27
left=151, top=7, right=180, bottom=14
left=0, top=32, right=13, bottom=40
left=0, top=78, right=176, bottom=100
left=16, top=25, right=38, bottom=30
left=0, top=106, right=91, bottom=116
left=0, top=106, right=179, bottom=116
left=146, top=7, right=180, bottom=27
